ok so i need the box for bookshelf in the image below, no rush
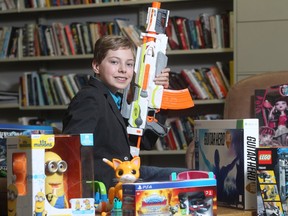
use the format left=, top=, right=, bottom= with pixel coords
left=0, top=0, right=233, bottom=156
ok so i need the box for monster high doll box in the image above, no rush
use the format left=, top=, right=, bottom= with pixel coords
left=122, top=171, right=217, bottom=216
left=256, top=147, right=288, bottom=216
left=255, top=83, right=288, bottom=147
left=6, top=134, right=95, bottom=216
left=194, top=119, right=259, bottom=210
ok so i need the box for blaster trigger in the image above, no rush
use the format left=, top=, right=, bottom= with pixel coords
left=145, top=119, right=170, bottom=137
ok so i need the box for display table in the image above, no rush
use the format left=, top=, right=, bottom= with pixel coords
left=218, top=207, right=256, bottom=216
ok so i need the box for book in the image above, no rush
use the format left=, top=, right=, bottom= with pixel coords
left=165, top=17, right=180, bottom=50
left=254, top=84, right=288, bottom=147
left=185, top=19, right=198, bottom=49
left=180, top=69, right=209, bottom=99
left=209, top=15, right=218, bottom=49
left=216, top=61, right=230, bottom=90
left=53, top=75, right=70, bottom=105
left=194, top=119, right=259, bottom=209
left=199, top=13, right=212, bottom=48
left=171, top=16, right=189, bottom=50
left=209, top=65, right=228, bottom=98
left=0, top=26, right=12, bottom=58
left=215, top=14, right=223, bottom=48
left=64, top=24, right=76, bottom=55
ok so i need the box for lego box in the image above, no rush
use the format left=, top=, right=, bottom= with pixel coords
left=194, top=119, right=259, bottom=210
left=6, top=134, right=96, bottom=216
left=256, top=147, right=288, bottom=216
left=122, top=171, right=217, bottom=216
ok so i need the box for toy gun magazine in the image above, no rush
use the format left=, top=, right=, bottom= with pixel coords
left=121, top=2, right=194, bottom=151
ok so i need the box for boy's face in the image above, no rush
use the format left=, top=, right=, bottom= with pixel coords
left=93, top=48, right=134, bottom=93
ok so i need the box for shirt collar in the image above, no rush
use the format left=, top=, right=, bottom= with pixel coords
left=109, top=91, right=122, bottom=109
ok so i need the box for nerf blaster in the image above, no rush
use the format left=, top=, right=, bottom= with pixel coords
left=121, top=2, right=194, bottom=149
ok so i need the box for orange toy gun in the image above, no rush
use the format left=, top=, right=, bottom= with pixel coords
left=121, top=2, right=194, bottom=152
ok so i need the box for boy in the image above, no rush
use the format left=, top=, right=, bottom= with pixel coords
left=62, top=35, right=188, bottom=189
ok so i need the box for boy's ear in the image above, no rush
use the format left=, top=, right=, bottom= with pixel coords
left=92, top=60, right=100, bottom=74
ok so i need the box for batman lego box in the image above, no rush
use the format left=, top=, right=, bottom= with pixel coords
left=256, top=147, right=288, bottom=216
left=194, top=119, right=259, bottom=210
left=122, top=171, right=217, bottom=216
left=6, top=134, right=95, bottom=216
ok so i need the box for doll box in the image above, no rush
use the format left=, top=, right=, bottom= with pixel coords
left=6, top=134, right=95, bottom=216
left=122, top=171, right=217, bottom=216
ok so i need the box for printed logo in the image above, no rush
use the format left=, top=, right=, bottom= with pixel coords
left=258, top=150, right=272, bottom=164
left=279, top=85, right=288, bottom=96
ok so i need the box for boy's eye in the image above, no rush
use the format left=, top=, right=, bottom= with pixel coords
left=110, top=60, right=119, bottom=64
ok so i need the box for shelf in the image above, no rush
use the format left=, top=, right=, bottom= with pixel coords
left=0, top=49, right=233, bottom=63
left=0, top=104, right=19, bottom=109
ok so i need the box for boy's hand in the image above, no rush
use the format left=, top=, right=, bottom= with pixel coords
left=154, top=67, right=170, bottom=89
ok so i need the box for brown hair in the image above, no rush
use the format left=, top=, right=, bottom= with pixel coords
left=93, top=35, right=135, bottom=64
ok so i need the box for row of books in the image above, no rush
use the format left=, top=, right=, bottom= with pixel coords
left=166, top=12, right=233, bottom=50
left=19, top=71, right=90, bottom=107
left=0, top=19, right=130, bottom=59
left=0, top=0, right=130, bottom=10
left=169, top=61, right=231, bottom=100
left=24, top=0, right=130, bottom=9
left=156, top=114, right=222, bottom=151
left=0, top=0, right=16, bottom=10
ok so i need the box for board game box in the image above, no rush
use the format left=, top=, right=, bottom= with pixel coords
left=194, top=119, right=259, bottom=210
left=256, top=147, right=288, bottom=216
left=255, top=83, right=288, bottom=147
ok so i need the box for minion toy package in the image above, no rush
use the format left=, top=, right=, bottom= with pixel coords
left=6, top=134, right=95, bottom=216
left=122, top=171, right=217, bottom=216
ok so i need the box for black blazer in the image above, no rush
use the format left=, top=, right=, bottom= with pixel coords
left=62, top=77, right=131, bottom=189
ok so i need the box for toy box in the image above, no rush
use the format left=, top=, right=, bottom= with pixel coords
left=194, top=119, right=259, bottom=210
left=6, top=133, right=96, bottom=216
left=0, top=123, right=54, bottom=178
left=255, top=84, right=288, bottom=146
left=122, top=171, right=217, bottom=216
left=256, top=147, right=288, bottom=216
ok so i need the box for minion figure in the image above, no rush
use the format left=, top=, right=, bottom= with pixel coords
left=34, top=191, right=47, bottom=216
left=7, top=183, right=18, bottom=216
left=45, top=151, right=68, bottom=208
left=75, top=200, right=81, bottom=210
left=84, top=199, right=91, bottom=210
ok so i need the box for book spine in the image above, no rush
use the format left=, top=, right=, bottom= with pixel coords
left=199, top=13, right=212, bottom=48
left=205, top=70, right=224, bottom=99
left=210, top=65, right=228, bottom=97
left=61, top=75, right=75, bottom=100
left=53, top=76, right=70, bottom=105
left=64, top=24, right=76, bottom=55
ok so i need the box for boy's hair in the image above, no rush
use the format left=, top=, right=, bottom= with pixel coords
left=93, top=35, right=135, bottom=64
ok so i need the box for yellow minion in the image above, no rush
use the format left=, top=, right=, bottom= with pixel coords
left=34, top=191, right=47, bottom=216
left=45, top=151, right=68, bottom=208
left=7, top=183, right=18, bottom=216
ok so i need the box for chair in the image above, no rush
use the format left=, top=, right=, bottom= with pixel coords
left=185, top=71, right=288, bottom=169
left=224, top=71, right=288, bottom=119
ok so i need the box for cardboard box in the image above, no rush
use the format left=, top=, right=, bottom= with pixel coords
left=122, top=171, right=217, bottom=216
left=6, top=134, right=95, bottom=216
left=194, top=119, right=259, bottom=210
left=256, top=147, right=288, bottom=215
left=255, top=84, right=288, bottom=146
left=0, top=124, right=54, bottom=178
